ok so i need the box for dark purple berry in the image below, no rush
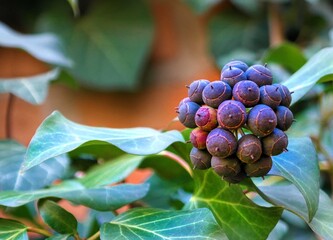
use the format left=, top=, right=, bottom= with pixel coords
left=188, top=79, right=210, bottom=104
left=245, top=155, right=272, bottom=177
left=247, top=104, right=277, bottom=137
left=190, top=147, right=212, bottom=170
left=211, top=156, right=241, bottom=177
left=223, top=170, right=246, bottom=184
left=195, top=106, right=218, bottom=131
left=178, top=101, right=201, bottom=128
left=275, top=106, right=294, bottom=131
left=220, top=66, right=247, bottom=87
left=190, top=128, right=208, bottom=149
left=262, top=128, right=288, bottom=156
left=217, top=100, right=247, bottom=130
left=245, top=64, right=273, bottom=87
left=222, top=60, right=249, bottom=72
left=233, top=80, right=260, bottom=107
left=259, top=85, right=282, bottom=109
left=273, top=84, right=292, bottom=107
left=236, top=134, right=262, bottom=163
left=202, top=81, right=232, bottom=108
left=206, top=128, right=237, bottom=158
left=177, top=97, right=191, bottom=108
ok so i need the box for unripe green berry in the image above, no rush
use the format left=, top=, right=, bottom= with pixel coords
left=202, top=81, right=232, bottom=108
left=178, top=101, right=201, bottom=128
left=206, top=128, right=237, bottom=158
left=262, top=128, right=288, bottom=156
left=188, top=79, right=210, bottom=104
left=217, top=100, right=247, bottom=130
left=273, top=84, right=292, bottom=107
left=275, top=106, right=294, bottom=131
left=222, top=60, right=249, bottom=72
left=195, top=106, right=218, bottom=131
left=190, top=128, right=208, bottom=149
left=233, top=80, right=260, bottom=107
left=190, top=147, right=212, bottom=170
left=259, top=85, right=282, bottom=109
left=245, top=64, right=273, bottom=87
left=220, top=66, right=247, bottom=87
left=236, top=134, right=262, bottom=163
left=211, top=156, right=241, bottom=177
left=245, top=155, right=272, bottom=177
left=247, top=104, right=277, bottom=137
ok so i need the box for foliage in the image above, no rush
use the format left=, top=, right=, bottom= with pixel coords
left=1, top=0, right=333, bottom=239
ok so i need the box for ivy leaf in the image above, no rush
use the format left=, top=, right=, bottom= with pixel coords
left=283, top=47, right=333, bottom=104
left=0, top=182, right=149, bottom=211
left=0, top=140, right=69, bottom=191
left=269, top=137, right=319, bottom=221
left=0, top=68, right=59, bottom=105
left=100, top=208, right=227, bottom=239
left=23, top=111, right=184, bottom=171
left=79, top=155, right=145, bottom=188
left=184, top=0, right=222, bottom=13
left=263, top=42, right=307, bottom=73
left=0, top=219, right=28, bottom=240
left=0, top=22, right=72, bottom=67
left=39, top=200, right=78, bottom=235
left=39, top=0, right=153, bottom=91
left=186, top=170, right=282, bottom=240
left=259, top=184, right=333, bottom=239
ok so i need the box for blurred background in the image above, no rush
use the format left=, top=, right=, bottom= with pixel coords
left=1, top=0, right=333, bottom=238
left=1, top=0, right=333, bottom=145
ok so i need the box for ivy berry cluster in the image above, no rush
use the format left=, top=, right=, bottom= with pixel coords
left=176, top=60, right=294, bottom=184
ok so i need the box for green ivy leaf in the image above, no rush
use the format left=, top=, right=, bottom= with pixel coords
left=0, top=22, right=72, bottom=67
left=269, top=137, right=319, bottom=221
left=100, top=208, right=227, bottom=239
left=80, top=155, right=144, bottom=188
left=0, top=182, right=149, bottom=211
left=38, top=0, right=153, bottom=91
left=0, top=219, right=28, bottom=240
left=259, top=184, right=333, bottom=239
left=23, top=111, right=184, bottom=171
left=184, top=0, right=222, bottom=13
left=263, top=42, right=307, bottom=72
left=283, top=47, right=333, bottom=104
left=186, top=170, right=282, bottom=240
left=0, top=140, right=69, bottom=191
left=0, top=68, right=59, bottom=105
left=39, top=200, right=78, bottom=235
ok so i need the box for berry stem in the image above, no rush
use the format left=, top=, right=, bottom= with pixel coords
left=158, top=150, right=193, bottom=177
left=87, top=231, right=100, bottom=240
left=238, top=128, right=245, bottom=137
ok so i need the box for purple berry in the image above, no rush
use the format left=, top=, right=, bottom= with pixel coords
left=190, top=147, right=212, bottom=170
left=202, top=81, right=232, bottom=108
left=217, top=100, right=247, bottom=130
left=275, top=106, right=294, bottom=131
left=220, top=66, right=247, bottom=87
left=222, top=170, right=246, bottom=184
left=233, top=80, right=260, bottom=107
left=273, top=84, right=292, bottom=107
left=245, top=155, right=273, bottom=177
left=259, top=85, right=282, bottom=109
left=195, top=106, right=218, bottom=131
left=245, top=64, right=273, bottom=87
left=211, top=156, right=241, bottom=177
left=222, top=60, right=249, bottom=72
left=236, top=134, right=262, bottom=163
left=247, top=104, right=277, bottom=137
left=178, top=101, right=201, bottom=128
left=262, top=128, right=288, bottom=156
left=206, top=128, right=237, bottom=158
left=188, top=79, right=210, bottom=104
